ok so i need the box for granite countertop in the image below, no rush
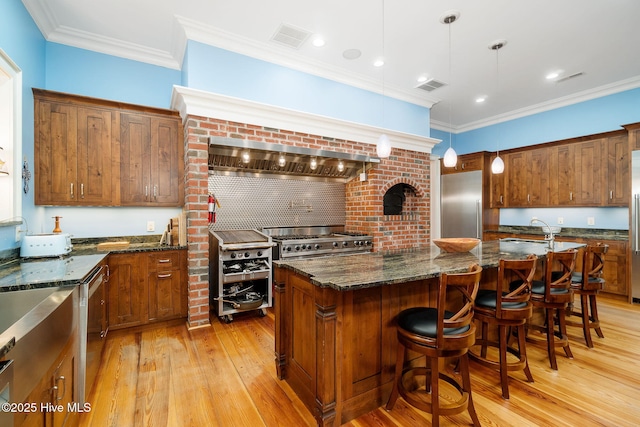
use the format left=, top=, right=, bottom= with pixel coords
left=274, top=239, right=585, bottom=291
left=0, top=235, right=186, bottom=292
left=0, top=254, right=108, bottom=291
left=488, top=226, right=628, bottom=241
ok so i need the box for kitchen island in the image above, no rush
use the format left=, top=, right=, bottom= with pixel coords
left=273, top=239, right=585, bottom=426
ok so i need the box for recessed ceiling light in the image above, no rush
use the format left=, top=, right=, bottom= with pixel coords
left=312, top=36, right=325, bottom=47
left=546, top=72, right=559, bottom=80
left=476, top=97, right=486, bottom=103
left=374, top=58, right=384, bottom=67
left=343, top=48, right=361, bottom=60
left=417, top=76, right=428, bottom=83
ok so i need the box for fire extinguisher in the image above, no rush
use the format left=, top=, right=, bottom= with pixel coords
left=208, top=194, right=216, bottom=223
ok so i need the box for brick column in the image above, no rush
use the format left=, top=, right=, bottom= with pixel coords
left=184, top=115, right=211, bottom=328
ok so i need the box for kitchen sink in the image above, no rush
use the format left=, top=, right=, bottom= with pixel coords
left=0, top=286, right=77, bottom=403
left=500, top=238, right=548, bottom=244
left=0, top=287, right=60, bottom=335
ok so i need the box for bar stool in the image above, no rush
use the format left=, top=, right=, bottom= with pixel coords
left=567, top=243, right=608, bottom=348
left=520, top=249, right=577, bottom=370
left=469, top=255, right=537, bottom=399
left=386, top=264, right=482, bottom=427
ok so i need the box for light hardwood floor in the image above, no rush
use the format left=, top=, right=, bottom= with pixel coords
left=80, top=296, right=640, bottom=427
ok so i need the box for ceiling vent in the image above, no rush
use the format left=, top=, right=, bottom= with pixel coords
left=271, top=23, right=311, bottom=49
left=415, top=78, right=447, bottom=92
left=556, top=72, right=584, bottom=83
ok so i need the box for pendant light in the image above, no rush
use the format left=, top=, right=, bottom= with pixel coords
left=376, top=0, right=391, bottom=158
left=490, top=40, right=507, bottom=174
left=441, top=11, right=459, bottom=168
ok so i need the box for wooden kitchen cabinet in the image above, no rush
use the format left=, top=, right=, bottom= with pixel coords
left=604, top=134, right=629, bottom=206
left=489, top=153, right=506, bottom=208
left=147, top=251, right=187, bottom=321
left=120, top=112, right=183, bottom=207
left=33, top=89, right=183, bottom=207
left=440, top=152, right=483, bottom=174
left=108, top=252, right=147, bottom=329
left=34, top=90, right=115, bottom=206
left=550, top=138, right=606, bottom=206
left=108, top=249, right=187, bottom=330
left=15, top=333, right=78, bottom=427
left=504, top=147, right=550, bottom=206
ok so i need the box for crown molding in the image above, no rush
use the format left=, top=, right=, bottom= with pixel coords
left=171, top=85, right=439, bottom=154
left=434, top=75, right=640, bottom=134
left=175, top=16, right=438, bottom=109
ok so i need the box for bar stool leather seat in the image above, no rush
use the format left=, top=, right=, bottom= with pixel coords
left=567, top=243, right=608, bottom=348
left=470, top=256, right=537, bottom=399
left=386, top=264, right=482, bottom=427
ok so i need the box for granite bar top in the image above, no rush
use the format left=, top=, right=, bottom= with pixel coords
left=274, top=239, right=585, bottom=291
left=488, top=226, right=628, bottom=241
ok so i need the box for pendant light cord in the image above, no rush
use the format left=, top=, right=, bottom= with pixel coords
left=381, top=0, right=385, bottom=123
left=495, top=44, right=500, bottom=156
left=448, top=16, right=452, bottom=148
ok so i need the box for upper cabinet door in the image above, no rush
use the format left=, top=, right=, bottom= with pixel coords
left=605, top=135, right=629, bottom=206
left=76, top=107, right=115, bottom=204
left=120, top=113, right=183, bottom=206
left=504, top=148, right=550, bottom=207
left=574, top=139, right=605, bottom=206
left=120, top=112, right=152, bottom=205
left=35, top=101, right=78, bottom=205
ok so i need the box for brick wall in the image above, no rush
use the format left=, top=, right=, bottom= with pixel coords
left=183, top=115, right=431, bottom=327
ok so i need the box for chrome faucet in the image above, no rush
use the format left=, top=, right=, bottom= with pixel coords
left=530, top=218, right=555, bottom=249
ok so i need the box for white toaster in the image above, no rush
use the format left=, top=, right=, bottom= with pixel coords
left=20, top=233, right=73, bottom=258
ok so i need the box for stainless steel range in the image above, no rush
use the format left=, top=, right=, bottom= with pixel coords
left=209, top=229, right=274, bottom=323
left=262, top=225, right=373, bottom=260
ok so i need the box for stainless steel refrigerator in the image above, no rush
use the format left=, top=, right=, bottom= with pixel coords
left=441, top=170, right=483, bottom=238
left=631, top=151, right=640, bottom=302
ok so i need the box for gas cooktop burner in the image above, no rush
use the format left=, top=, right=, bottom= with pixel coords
left=264, top=226, right=373, bottom=259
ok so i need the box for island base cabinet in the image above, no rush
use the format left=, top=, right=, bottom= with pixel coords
left=274, top=266, right=438, bottom=426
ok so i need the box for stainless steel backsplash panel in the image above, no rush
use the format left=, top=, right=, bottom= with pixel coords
left=208, top=174, right=346, bottom=230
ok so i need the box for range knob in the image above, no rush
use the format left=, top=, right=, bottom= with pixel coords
left=230, top=252, right=237, bottom=259
left=365, top=240, right=372, bottom=246
left=257, top=251, right=263, bottom=257
left=294, top=245, right=301, bottom=251
left=285, top=246, right=292, bottom=252
left=306, top=244, right=312, bottom=250
left=355, top=241, right=362, bottom=246
left=342, top=241, right=348, bottom=247
left=245, top=252, right=251, bottom=258
left=332, top=242, right=339, bottom=248
left=314, top=244, right=320, bottom=250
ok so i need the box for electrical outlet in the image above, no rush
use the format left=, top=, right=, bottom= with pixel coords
left=587, top=217, right=595, bottom=226
left=147, top=221, right=155, bottom=232
left=557, top=217, right=564, bottom=225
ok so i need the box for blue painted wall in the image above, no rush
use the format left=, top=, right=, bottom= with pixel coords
left=45, top=43, right=181, bottom=109
left=184, top=41, right=431, bottom=136
left=432, top=87, right=640, bottom=157
left=0, top=0, right=45, bottom=251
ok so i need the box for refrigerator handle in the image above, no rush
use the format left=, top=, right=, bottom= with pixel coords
left=634, top=194, right=640, bottom=252
left=476, top=199, right=482, bottom=239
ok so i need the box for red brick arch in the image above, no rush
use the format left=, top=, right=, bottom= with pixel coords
left=381, top=177, right=426, bottom=199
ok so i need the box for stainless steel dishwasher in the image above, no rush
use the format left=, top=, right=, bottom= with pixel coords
left=78, top=263, right=108, bottom=404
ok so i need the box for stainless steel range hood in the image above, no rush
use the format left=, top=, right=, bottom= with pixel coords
left=209, top=136, right=380, bottom=181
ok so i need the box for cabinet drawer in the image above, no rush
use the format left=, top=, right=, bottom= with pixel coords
left=148, top=251, right=180, bottom=271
